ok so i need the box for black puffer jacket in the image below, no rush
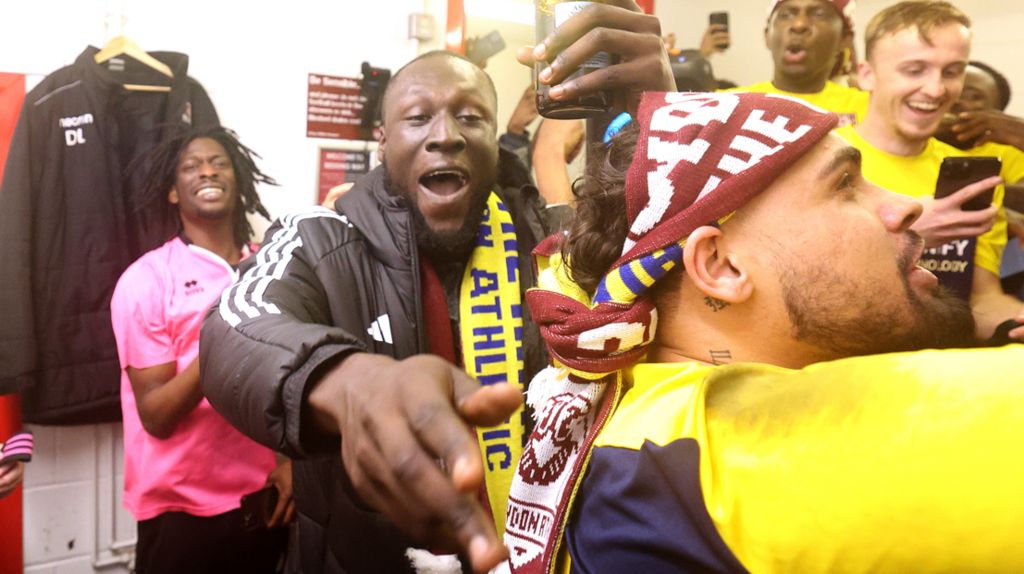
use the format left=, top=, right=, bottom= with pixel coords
left=200, top=164, right=559, bottom=573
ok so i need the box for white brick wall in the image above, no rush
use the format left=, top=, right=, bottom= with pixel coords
left=23, top=423, right=135, bottom=574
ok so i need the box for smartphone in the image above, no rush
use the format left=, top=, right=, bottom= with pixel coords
left=240, top=485, right=279, bottom=531
left=467, top=30, right=506, bottom=66
left=934, top=156, right=1001, bottom=211
left=709, top=12, right=730, bottom=50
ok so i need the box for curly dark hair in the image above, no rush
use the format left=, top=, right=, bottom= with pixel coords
left=130, top=125, right=274, bottom=247
left=560, top=122, right=639, bottom=295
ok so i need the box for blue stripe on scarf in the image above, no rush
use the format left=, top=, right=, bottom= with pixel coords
left=640, top=244, right=684, bottom=280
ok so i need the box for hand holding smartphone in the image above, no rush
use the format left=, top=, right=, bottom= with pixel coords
left=709, top=12, right=730, bottom=50
left=240, top=485, right=279, bottom=531
left=466, top=30, right=506, bottom=66
left=934, top=156, right=1001, bottom=211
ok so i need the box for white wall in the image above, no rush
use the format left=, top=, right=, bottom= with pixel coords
left=21, top=423, right=133, bottom=574
left=655, top=0, right=1024, bottom=117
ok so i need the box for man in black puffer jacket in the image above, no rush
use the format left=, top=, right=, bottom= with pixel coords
left=200, top=6, right=675, bottom=573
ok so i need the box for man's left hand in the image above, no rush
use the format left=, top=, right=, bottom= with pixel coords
left=265, top=458, right=296, bottom=528
left=700, top=24, right=730, bottom=58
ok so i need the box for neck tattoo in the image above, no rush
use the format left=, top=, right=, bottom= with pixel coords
left=709, top=349, right=732, bottom=365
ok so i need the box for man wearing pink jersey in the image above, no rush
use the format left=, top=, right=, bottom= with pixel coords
left=111, top=126, right=292, bottom=574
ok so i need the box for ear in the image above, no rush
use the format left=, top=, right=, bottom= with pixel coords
left=377, top=130, right=387, bottom=163
left=764, top=26, right=771, bottom=50
left=856, top=60, right=875, bottom=92
left=168, top=186, right=180, bottom=205
left=682, top=226, right=754, bottom=304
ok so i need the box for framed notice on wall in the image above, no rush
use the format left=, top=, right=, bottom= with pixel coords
left=307, top=73, right=371, bottom=140
left=317, top=146, right=374, bottom=205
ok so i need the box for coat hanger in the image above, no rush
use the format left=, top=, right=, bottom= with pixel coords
left=94, top=35, right=172, bottom=92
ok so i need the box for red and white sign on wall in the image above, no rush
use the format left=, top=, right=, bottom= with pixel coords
left=317, top=148, right=370, bottom=204
left=307, top=73, right=369, bottom=140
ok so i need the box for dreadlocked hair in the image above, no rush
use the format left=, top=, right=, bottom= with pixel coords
left=129, top=125, right=275, bottom=247
left=561, top=121, right=639, bottom=295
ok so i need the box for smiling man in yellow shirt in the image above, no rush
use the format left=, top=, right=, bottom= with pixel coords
left=836, top=0, right=1023, bottom=342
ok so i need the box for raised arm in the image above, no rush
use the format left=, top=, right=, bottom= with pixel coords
left=520, top=0, right=675, bottom=118
left=532, top=119, right=585, bottom=205
left=951, top=109, right=1024, bottom=150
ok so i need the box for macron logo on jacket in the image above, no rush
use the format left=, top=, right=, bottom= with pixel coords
left=368, top=314, right=392, bottom=344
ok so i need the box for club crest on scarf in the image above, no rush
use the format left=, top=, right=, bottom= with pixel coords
left=507, top=92, right=837, bottom=574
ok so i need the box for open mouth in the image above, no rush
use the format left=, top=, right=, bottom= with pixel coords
left=903, top=234, right=939, bottom=289
left=901, top=233, right=926, bottom=272
left=783, top=44, right=807, bottom=63
left=195, top=186, right=224, bottom=201
left=908, top=262, right=938, bottom=289
left=419, top=169, right=469, bottom=198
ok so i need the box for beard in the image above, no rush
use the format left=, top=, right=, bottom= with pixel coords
left=778, top=237, right=976, bottom=359
left=181, top=198, right=237, bottom=227
left=195, top=203, right=234, bottom=221
left=383, top=166, right=491, bottom=264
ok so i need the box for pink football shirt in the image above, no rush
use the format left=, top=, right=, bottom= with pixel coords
left=111, top=237, right=275, bottom=520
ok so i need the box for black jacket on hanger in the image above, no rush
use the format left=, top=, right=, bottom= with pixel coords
left=0, top=47, right=219, bottom=423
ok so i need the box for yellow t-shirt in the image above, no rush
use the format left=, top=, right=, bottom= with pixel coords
left=564, top=346, right=1024, bottom=573
left=727, top=81, right=868, bottom=127
left=835, top=125, right=1007, bottom=279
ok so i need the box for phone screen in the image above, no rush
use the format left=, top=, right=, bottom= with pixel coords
left=934, top=156, right=1001, bottom=211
